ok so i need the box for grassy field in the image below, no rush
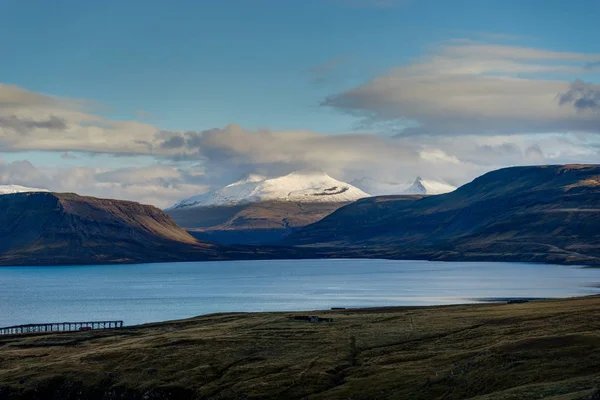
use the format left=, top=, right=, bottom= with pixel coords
left=2, top=297, right=600, bottom=399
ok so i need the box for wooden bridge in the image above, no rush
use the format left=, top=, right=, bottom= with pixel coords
left=0, top=320, right=123, bottom=335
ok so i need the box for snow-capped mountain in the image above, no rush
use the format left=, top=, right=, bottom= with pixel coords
left=350, top=177, right=413, bottom=196
left=404, top=177, right=457, bottom=195
left=169, top=170, right=370, bottom=209
left=0, top=184, right=48, bottom=195
left=351, top=176, right=457, bottom=196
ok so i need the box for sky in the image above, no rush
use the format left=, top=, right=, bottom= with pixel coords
left=1, top=0, right=599, bottom=207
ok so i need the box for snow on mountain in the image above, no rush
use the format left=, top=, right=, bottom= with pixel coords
left=404, top=177, right=457, bottom=195
left=168, top=170, right=370, bottom=209
left=0, top=184, right=49, bottom=195
left=351, top=176, right=457, bottom=196
left=350, top=177, right=413, bottom=196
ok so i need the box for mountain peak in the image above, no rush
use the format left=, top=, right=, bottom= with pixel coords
left=350, top=176, right=455, bottom=196
left=169, top=170, right=370, bottom=209
left=405, top=177, right=456, bottom=195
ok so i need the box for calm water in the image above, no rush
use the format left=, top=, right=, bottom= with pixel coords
left=1, top=259, right=600, bottom=327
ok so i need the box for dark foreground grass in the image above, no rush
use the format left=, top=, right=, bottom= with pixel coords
left=2, top=297, right=600, bottom=399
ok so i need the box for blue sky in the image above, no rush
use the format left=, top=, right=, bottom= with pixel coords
left=2, top=0, right=598, bottom=131
left=0, top=0, right=599, bottom=206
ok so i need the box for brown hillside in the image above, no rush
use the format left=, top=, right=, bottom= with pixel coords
left=0, top=192, right=218, bottom=266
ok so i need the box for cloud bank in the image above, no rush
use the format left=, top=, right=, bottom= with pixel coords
left=0, top=159, right=210, bottom=209
left=322, top=41, right=600, bottom=136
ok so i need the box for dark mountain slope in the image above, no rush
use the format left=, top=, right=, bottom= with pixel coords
left=285, top=165, right=600, bottom=265
left=0, top=192, right=221, bottom=266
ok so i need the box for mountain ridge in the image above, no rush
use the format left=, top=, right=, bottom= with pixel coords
left=285, top=164, right=600, bottom=265
left=0, top=192, right=320, bottom=266
left=5, top=165, right=600, bottom=266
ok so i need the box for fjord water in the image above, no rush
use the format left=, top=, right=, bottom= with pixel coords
left=1, top=259, right=600, bottom=327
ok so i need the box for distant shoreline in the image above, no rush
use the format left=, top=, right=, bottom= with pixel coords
left=1, top=254, right=599, bottom=267
left=2, top=294, right=597, bottom=332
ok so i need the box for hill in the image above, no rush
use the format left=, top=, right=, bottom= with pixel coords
left=0, top=192, right=221, bottom=265
left=286, top=165, right=600, bottom=265
left=2, top=297, right=600, bottom=399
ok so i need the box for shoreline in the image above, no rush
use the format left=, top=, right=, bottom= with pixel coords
left=2, top=252, right=600, bottom=268
left=1, top=293, right=595, bottom=332
left=1, top=294, right=596, bottom=336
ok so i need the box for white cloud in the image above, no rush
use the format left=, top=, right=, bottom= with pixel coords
left=322, top=40, right=600, bottom=136
left=95, top=165, right=183, bottom=185
left=0, top=159, right=210, bottom=209
left=3, top=127, right=600, bottom=206
left=0, top=83, right=182, bottom=156
left=158, top=124, right=421, bottom=180
left=419, top=149, right=461, bottom=165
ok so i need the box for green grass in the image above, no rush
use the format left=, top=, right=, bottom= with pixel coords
left=2, top=297, right=600, bottom=399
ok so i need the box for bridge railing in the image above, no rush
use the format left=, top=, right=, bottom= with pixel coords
left=0, top=320, right=124, bottom=335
